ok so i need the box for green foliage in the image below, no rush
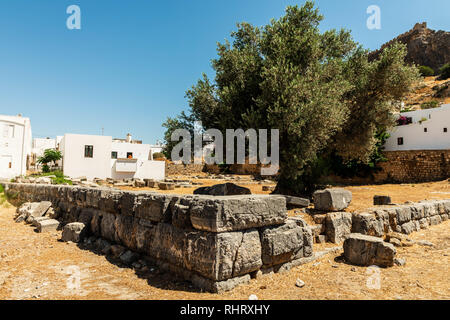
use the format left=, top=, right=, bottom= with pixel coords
left=31, top=170, right=72, bottom=185
left=421, top=100, right=440, bottom=109
left=418, top=65, right=434, bottom=77
left=37, top=149, right=62, bottom=169
left=152, top=152, right=165, bottom=159
left=42, top=164, right=50, bottom=173
left=162, top=111, right=197, bottom=160
left=182, top=1, right=420, bottom=195
left=438, top=63, right=450, bottom=80
left=0, top=184, right=4, bottom=194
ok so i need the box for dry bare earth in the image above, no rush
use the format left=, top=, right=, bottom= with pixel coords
left=0, top=181, right=449, bottom=300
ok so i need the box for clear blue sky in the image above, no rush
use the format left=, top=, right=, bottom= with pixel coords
left=0, top=0, right=448, bottom=143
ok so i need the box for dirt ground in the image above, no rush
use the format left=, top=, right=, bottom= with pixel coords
left=0, top=180, right=449, bottom=300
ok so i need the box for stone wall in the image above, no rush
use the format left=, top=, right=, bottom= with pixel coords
left=165, top=163, right=205, bottom=176
left=319, top=199, right=450, bottom=244
left=1, top=182, right=312, bottom=293
left=375, top=150, right=450, bottom=183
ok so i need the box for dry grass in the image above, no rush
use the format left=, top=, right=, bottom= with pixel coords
left=0, top=180, right=449, bottom=300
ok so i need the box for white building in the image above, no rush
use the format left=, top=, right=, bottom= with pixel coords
left=0, top=114, right=32, bottom=179
left=60, top=133, right=165, bottom=181
left=384, top=104, right=450, bottom=151
left=32, top=138, right=57, bottom=157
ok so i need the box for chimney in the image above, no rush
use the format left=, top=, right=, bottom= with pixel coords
left=126, top=133, right=132, bottom=143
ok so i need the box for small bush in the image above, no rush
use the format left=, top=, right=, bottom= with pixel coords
left=418, top=65, right=434, bottom=77
left=439, top=63, right=450, bottom=80
left=152, top=152, right=165, bottom=159
left=0, top=184, right=4, bottom=194
left=421, top=100, right=440, bottom=109
left=42, top=164, right=50, bottom=173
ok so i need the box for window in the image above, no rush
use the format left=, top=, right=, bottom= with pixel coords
left=444, top=128, right=448, bottom=133
left=126, top=152, right=133, bottom=159
left=424, top=128, right=427, bottom=133
left=2, top=124, right=14, bottom=138
left=8, top=161, right=12, bottom=168
left=84, top=145, right=94, bottom=158
left=397, top=137, right=404, bottom=145
left=111, top=151, right=118, bottom=159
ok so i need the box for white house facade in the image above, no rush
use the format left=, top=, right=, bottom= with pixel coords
left=60, top=133, right=165, bottom=181
left=0, top=114, right=32, bottom=179
left=384, top=104, right=450, bottom=151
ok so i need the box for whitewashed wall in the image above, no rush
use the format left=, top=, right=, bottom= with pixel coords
left=384, top=104, right=450, bottom=151
left=0, top=115, right=32, bottom=179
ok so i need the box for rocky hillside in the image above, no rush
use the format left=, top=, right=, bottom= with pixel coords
left=369, top=22, right=449, bottom=72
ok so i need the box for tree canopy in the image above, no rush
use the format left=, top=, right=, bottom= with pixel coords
left=166, top=1, right=420, bottom=195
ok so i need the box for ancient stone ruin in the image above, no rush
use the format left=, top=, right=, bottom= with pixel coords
left=2, top=183, right=312, bottom=293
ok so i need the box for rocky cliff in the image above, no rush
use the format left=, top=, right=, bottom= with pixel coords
left=369, top=22, right=450, bottom=72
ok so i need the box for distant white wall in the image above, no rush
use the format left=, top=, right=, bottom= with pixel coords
left=0, top=115, right=32, bottom=179
left=110, top=141, right=165, bottom=180
left=32, top=138, right=56, bottom=157
left=384, top=104, right=450, bottom=151
left=61, top=134, right=112, bottom=180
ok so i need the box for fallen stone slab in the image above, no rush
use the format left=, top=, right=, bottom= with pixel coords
left=158, top=182, right=175, bottom=190
left=62, top=222, right=87, bottom=243
left=37, top=219, right=60, bottom=233
left=326, top=212, right=352, bottom=244
left=193, top=183, right=251, bottom=196
left=313, top=188, right=352, bottom=211
left=284, top=196, right=310, bottom=208
left=260, top=221, right=304, bottom=267
left=31, top=216, right=50, bottom=228
left=30, top=201, right=52, bottom=218
left=343, top=233, right=396, bottom=267
left=374, top=195, right=392, bottom=206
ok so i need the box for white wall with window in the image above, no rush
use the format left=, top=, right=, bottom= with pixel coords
left=60, top=134, right=112, bottom=180
left=60, top=133, right=165, bottom=180
left=0, top=114, right=32, bottom=179
left=384, top=104, right=450, bottom=151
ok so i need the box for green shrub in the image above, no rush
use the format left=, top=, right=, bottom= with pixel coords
left=418, top=65, right=434, bottom=77
left=0, top=184, right=4, bottom=194
left=439, top=63, right=450, bottom=80
left=152, top=152, right=165, bottom=159
left=421, top=100, right=440, bottom=109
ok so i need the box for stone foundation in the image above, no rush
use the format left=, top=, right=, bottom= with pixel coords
left=1, top=183, right=312, bottom=293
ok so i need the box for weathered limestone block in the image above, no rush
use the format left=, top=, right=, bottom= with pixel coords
left=372, top=210, right=392, bottom=234
left=419, top=218, right=429, bottom=229
left=115, top=215, right=138, bottom=250
left=150, top=224, right=262, bottom=281
left=302, top=227, right=314, bottom=257
left=441, top=213, right=449, bottom=221
left=98, top=190, right=122, bottom=214
left=189, top=195, right=287, bottom=233
left=410, top=204, right=425, bottom=220
left=133, top=194, right=174, bottom=222
left=30, top=201, right=52, bottom=218
left=284, top=196, right=310, bottom=208
left=172, top=204, right=192, bottom=229
left=37, top=219, right=60, bottom=233
left=100, top=212, right=118, bottom=242
left=158, top=182, right=175, bottom=190
left=62, top=222, right=87, bottom=243
left=400, top=221, right=416, bottom=234
left=260, top=221, right=304, bottom=267
left=343, top=233, right=396, bottom=267
left=396, top=206, right=412, bottom=224
left=351, top=212, right=384, bottom=237
left=325, top=212, right=352, bottom=244
left=373, top=195, right=391, bottom=205
left=313, top=188, right=352, bottom=211
left=429, top=215, right=442, bottom=226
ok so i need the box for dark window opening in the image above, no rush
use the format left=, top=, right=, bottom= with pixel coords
left=84, top=145, right=94, bottom=158
left=9, top=162, right=12, bottom=169
left=424, top=128, right=427, bottom=132
left=127, top=152, right=133, bottom=159
left=397, top=137, right=404, bottom=145
left=111, top=151, right=118, bottom=159
left=444, top=128, right=448, bottom=133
